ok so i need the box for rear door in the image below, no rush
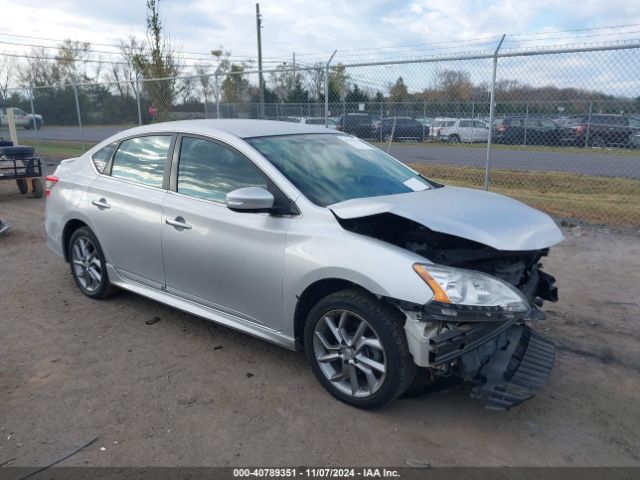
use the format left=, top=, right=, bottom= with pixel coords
left=161, top=135, right=289, bottom=330
left=88, top=134, right=174, bottom=289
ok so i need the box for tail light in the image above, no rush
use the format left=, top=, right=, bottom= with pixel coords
left=336, top=124, right=343, bottom=131
left=45, top=175, right=59, bottom=198
left=575, top=124, right=588, bottom=135
left=497, top=124, right=509, bottom=132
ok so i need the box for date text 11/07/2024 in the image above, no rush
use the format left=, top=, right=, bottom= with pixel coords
left=232, top=468, right=402, bottom=478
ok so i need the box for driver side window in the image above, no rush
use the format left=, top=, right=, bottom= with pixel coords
left=177, top=137, right=268, bottom=203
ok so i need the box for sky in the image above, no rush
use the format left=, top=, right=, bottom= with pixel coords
left=1, top=0, right=640, bottom=95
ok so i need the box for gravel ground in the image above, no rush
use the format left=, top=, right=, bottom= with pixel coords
left=0, top=181, right=639, bottom=467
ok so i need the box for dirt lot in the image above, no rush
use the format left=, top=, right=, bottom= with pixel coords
left=1, top=180, right=639, bottom=467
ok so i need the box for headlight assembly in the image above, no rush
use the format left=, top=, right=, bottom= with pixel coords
left=413, top=263, right=530, bottom=316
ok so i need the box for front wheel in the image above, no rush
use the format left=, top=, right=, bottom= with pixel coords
left=304, top=288, right=416, bottom=409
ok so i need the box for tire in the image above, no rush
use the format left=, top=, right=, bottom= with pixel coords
left=31, top=178, right=43, bottom=198
left=448, top=134, right=460, bottom=143
left=304, top=288, right=416, bottom=409
left=0, top=146, right=35, bottom=157
left=589, top=135, right=606, bottom=148
left=67, top=226, right=119, bottom=299
left=16, top=179, right=28, bottom=194
left=33, top=119, right=42, bottom=130
left=401, top=367, right=433, bottom=398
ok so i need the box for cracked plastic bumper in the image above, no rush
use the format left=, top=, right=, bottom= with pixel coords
left=469, top=325, right=555, bottom=410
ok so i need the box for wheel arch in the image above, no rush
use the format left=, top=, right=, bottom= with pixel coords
left=62, top=218, right=89, bottom=262
left=293, top=278, right=359, bottom=349
left=292, top=277, right=407, bottom=350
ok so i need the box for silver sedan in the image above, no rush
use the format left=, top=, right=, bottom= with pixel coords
left=45, top=120, right=563, bottom=409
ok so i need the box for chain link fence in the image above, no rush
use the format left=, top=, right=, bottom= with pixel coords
left=2, top=41, right=639, bottom=226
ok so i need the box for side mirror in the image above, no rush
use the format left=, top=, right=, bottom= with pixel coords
left=226, top=186, right=274, bottom=212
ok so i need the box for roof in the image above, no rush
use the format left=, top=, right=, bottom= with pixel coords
left=113, top=119, right=339, bottom=139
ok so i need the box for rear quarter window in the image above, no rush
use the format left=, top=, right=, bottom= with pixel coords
left=91, top=142, right=118, bottom=173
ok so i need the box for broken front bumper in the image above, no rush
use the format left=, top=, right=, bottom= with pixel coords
left=468, top=325, right=555, bottom=410
left=405, top=318, right=555, bottom=410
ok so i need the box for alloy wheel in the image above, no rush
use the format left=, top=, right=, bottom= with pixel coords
left=313, top=309, right=387, bottom=398
left=71, top=236, right=102, bottom=293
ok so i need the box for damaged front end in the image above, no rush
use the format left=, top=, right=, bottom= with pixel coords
left=338, top=212, right=560, bottom=410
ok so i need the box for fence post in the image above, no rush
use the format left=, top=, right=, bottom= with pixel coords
left=215, top=74, right=221, bottom=119
left=135, top=74, right=142, bottom=126
left=483, top=34, right=505, bottom=191
left=523, top=102, right=529, bottom=145
left=324, top=50, right=337, bottom=127
left=28, top=84, right=40, bottom=148
left=72, top=83, right=86, bottom=151
left=585, top=101, right=593, bottom=147
left=470, top=101, right=475, bottom=142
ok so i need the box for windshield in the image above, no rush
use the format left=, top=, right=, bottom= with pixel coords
left=246, top=134, right=432, bottom=206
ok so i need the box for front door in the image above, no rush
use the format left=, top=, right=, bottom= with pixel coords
left=161, top=135, right=289, bottom=330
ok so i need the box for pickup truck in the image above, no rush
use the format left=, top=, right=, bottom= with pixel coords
left=0, top=107, right=43, bottom=130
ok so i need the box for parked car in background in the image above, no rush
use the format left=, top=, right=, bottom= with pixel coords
left=430, top=118, right=489, bottom=143
left=629, top=131, right=640, bottom=149
left=299, top=117, right=337, bottom=129
left=0, top=107, right=43, bottom=130
left=563, top=114, right=640, bottom=147
left=45, top=119, right=562, bottom=410
left=415, top=117, right=432, bottom=128
left=493, top=117, right=571, bottom=146
left=335, top=113, right=376, bottom=138
left=372, top=117, right=427, bottom=141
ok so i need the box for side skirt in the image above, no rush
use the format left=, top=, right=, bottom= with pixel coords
left=106, top=265, right=296, bottom=350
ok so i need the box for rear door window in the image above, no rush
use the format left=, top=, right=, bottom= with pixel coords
left=110, top=135, right=172, bottom=188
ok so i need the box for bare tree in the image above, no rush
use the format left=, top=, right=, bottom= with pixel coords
left=0, top=55, right=17, bottom=101
left=55, top=40, right=92, bottom=84
left=307, top=62, right=325, bottom=101
left=110, top=35, right=146, bottom=97
left=20, top=47, right=59, bottom=86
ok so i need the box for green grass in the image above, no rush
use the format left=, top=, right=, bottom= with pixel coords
left=15, top=140, right=639, bottom=226
left=372, top=140, right=640, bottom=157
left=410, top=163, right=640, bottom=226
left=20, top=139, right=92, bottom=159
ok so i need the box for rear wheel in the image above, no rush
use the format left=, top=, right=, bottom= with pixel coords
left=68, top=227, right=118, bottom=299
left=31, top=178, right=43, bottom=198
left=16, top=179, right=28, bottom=194
left=448, top=134, right=460, bottom=143
left=304, top=288, right=415, bottom=409
left=589, top=135, right=606, bottom=147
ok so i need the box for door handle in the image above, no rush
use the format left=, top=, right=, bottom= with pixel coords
left=166, top=216, right=192, bottom=230
left=91, top=198, right=110, bottom=209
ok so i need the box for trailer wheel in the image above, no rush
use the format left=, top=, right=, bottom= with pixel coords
left=16, top=179, right=29, bottom=194
left=32, top=178, right=44, bottom=198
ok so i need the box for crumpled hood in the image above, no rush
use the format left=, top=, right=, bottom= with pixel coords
left=330, top=185, right=564, bottom=251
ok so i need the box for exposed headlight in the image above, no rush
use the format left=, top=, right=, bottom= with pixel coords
left=413, top=263, right=530, bottom=313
